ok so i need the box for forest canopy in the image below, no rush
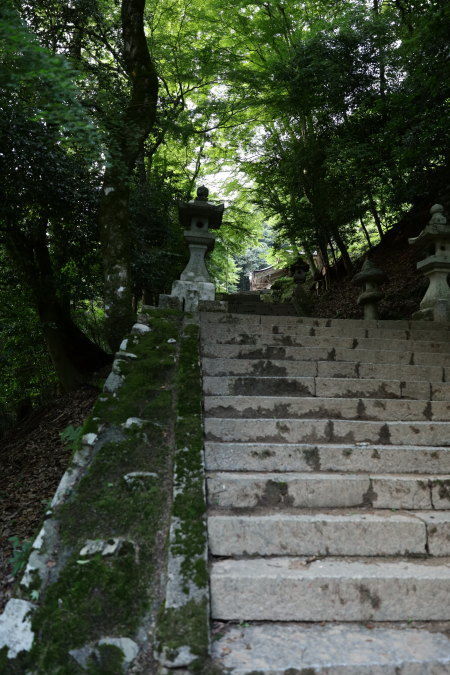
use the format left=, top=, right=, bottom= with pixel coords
left=0, top=0, right=449, bottom=426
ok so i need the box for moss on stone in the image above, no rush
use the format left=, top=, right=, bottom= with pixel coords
left=8, top=308, right=182, bottom=673
left=156, top=598, right=209, bottom=671
left=155, top=321, right=211, bottom=669
left=87, top=644, right=125, bottom=674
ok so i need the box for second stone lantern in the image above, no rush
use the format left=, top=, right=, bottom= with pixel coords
left=170, top=186, right=224, bottom=312
left=409, top=204, right=450, bottom=323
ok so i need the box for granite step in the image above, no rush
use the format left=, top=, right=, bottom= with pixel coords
left=208, top=510, right=449, bottom=557
left=204, top=442, right=450, bottom=474
left=204, top=417, right=450, bottom=447
left=212, top=622, right=450, bottom=673
left=203, top=376, right=450, bottom=399
left=202, top=343, right=450, bottom=369
left=200, top=311, right=450, bottom=331
left=201, top=355, right=447, bottom=379
left=210, top=556, right=450, bottom=621
left=201, top=324, right=450, bottom=343
left=203, top=395, right=450, bottom=422
left=206, top=472, right=450, bottom=510
left=202, top=335, right=450, bottom=355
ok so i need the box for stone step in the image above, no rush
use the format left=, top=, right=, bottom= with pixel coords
left=202, top=335, right=450, bottom=355
left=212, top=622, right=450, bottom=673
left=204, top=396, right=450, bottom=422
left=208, top=510, right=447, bottom=556
left=201, top=344, right=450, bottom=369
left=210, top=556, right=450, bottom=621
left=204, top=376, right=450, bottom=400
left=206, top=472, right=450, bottom=510
left=200, top=311, right=450, bottom=332
left=201, top=355, right=447, bottom=380
left=201, top=324, right=450, bottom=343
left=204, top=417, right=450, bottom=447
left=204, top=442, right=450, bottom=474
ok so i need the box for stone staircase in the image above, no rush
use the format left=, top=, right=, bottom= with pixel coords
left=200, top=310, right=450, bottom=673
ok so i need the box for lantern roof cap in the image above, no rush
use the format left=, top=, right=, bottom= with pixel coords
left=178, top=185, right=224, bottom=230
left=409, top=204, right=450, bottom=247
left=352, top=258, right=386, bottom=286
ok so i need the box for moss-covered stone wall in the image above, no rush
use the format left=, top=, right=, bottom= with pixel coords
left=0, top=308, right=204, bottom=674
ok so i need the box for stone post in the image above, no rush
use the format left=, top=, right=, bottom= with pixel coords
left=409, top=204, right=450, bottom=323
left=166, top=186, right=224, bottom=312
left=352, top=259, right=387, bottom=320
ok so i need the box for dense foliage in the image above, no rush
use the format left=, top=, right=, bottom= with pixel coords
left=0, top=0, right=448, bottom=425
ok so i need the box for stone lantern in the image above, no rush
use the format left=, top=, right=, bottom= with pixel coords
left=170, top=186, right=224, bottom=312
left=352, top=259, right=387, bottom=320
left=409, top=204, right=450, bottom=322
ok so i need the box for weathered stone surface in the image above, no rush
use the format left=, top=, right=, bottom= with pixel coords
left=212, top=623, right=450, bottom=674
left=131, top=322, right=151, bottom=334
left=202, top=331, right=450, bottom=354
left=70, top=637, right=139, bottom=669
left=208, top=512, right=426, bottom=556
left=79, top=538, right=133, bottom=558
left=122, top=417, right=145, bottom=429
left=207, top=472, right=370, bottom=508
left=201, top=357, right=318, bottom=377
left=431, top=383, right=450, bottom=401
left=431, top=479, right=450, bottom=509
left=51, top=466, right=80, bottom=507
left=201, top=306, right=450, bottom=665
left=104, top=370, right=124, bottom=393
left=201, top=312, right=450, bottom=331
left=123, top=471, right=158, bottom=489
left=98, top=637, right=139, bottom=666
left=202, top=342, right=449, bottom=374
left=204, top=442, right=450, bottom=474
left=0, top=599, right=34, bottom=658
left=203, top=375, right=316, bottom=396
left=204, top=395, right=448, bottom=421
left=198, top=299, right=228, bottom=312
left=401, top=381, right=432, bottom=400
left=210, top=557, right=450, bottom=621
left=371, top=475, right=434, bottom=509
left=315, top=378, right=401, bottom=398
left=358, top=362, right=444, bottom=382
left=158, top=645, right=196, bottom=668
left=414, top=512, right=450, bottom=556
left=21, top=519, right=58, bottom=588
left=204, top=417, right=450, bottom=446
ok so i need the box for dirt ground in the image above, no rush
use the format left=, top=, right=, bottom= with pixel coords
left=0, top=387, right=97, bottom=611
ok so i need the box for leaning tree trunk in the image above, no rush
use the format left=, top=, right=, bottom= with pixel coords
left=99, top=0, right=158, bottom=351
left=5, top=229, right=111, bottom=392
left=330, top=226, right=353, bottom=273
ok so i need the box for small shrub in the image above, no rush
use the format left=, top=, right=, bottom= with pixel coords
left=8, top=536, right=32, bottom=576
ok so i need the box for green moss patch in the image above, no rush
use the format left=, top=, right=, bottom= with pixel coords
left=9, top=309, right=182, bottom=673
left=156, top=321, right=210, bottom=669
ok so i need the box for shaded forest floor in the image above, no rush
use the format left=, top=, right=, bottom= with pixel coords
left=0, top=387, right=97, bottom=611
left=310, top=201, right=431, bottom=320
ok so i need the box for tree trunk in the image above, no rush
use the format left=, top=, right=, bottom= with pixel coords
left=330, top=226, right=353, bottom=273
left=301, top=241, right=318, bottom=276
left=360, top=217, right=373, bottom=248
left=367, top=190, right=384, bottom=238
left=100, top=0, right=158, bottom=351
left=328, top=238, right=338, bottom=267
left=5, top=229, right=111, bottom=392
